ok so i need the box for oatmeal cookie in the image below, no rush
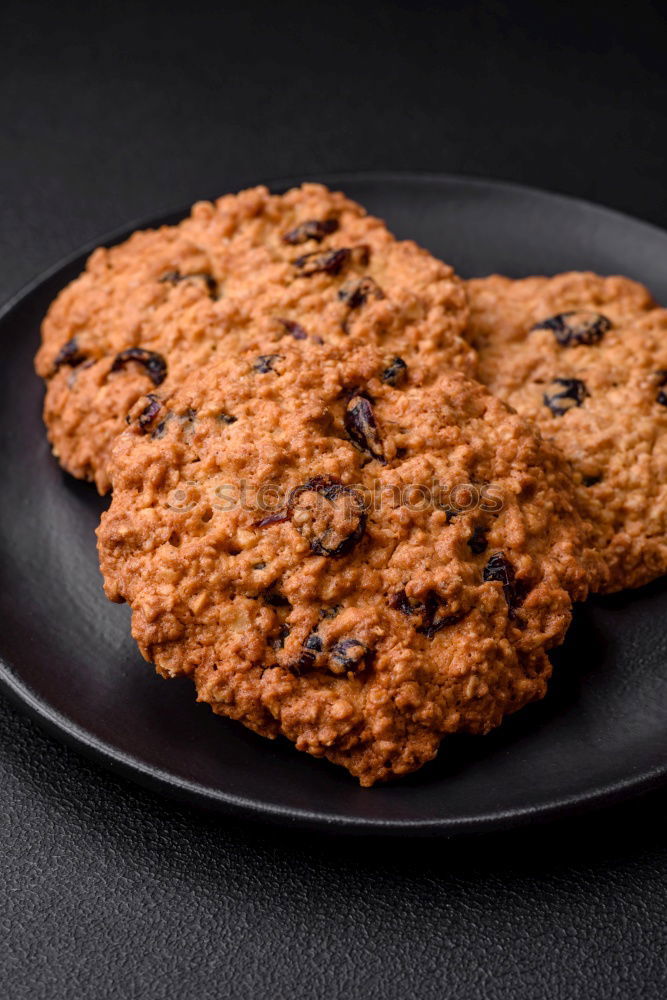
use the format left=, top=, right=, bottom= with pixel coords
left=466, top=271, right=667, bottom=591
left=97, top=339, right=603, bottom=785
left=36, top=184, right=473, bottom=493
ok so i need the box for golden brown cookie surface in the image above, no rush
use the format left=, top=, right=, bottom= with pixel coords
left=466, top=272, right=667, bottom=591
left=97, top=340, right=603, bottom=785
left=36, top=184, right=473, bottom=492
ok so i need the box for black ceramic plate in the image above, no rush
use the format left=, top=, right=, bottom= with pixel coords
left=2, top=173, right=667, bottom=836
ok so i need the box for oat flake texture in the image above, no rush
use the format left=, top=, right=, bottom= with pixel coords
left=97, top=339, right=604, bottom=785
left=35, top=184, right=473, bottom=493
left=466, top=272, right=667, bottom=592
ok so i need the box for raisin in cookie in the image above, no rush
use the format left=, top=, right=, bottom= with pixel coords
left=466, top=271, right=667, bottom=591
left=97, top=339, right=603, bottom=785
left=35, top=183, right=473, bottom=493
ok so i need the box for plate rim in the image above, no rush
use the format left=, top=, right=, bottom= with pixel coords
left=3, top=169, right=667, bottom=837
left=5, top=167, right=667, bottom=326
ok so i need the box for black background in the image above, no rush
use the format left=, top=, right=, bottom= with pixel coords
left=2, top=1, right=667, bottom=997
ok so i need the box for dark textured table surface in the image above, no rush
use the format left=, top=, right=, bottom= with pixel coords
left=2, top=2, right=667, bottom=996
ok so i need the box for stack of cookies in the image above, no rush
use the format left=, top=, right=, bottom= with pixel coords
left=35, top=184, right=667, bottom=785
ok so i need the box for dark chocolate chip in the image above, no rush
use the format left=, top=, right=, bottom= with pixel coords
left=54, top=338, right=87, bottom=371
left=338, top=276, right=385, bottom=309
left=582, top=474, right=602, bottom=487
left=483, top=552, right=516, bottom=607
left=380, top=356, right=408, bottom=387
left=278, top=318, right=308, bottom=340
left=468, top=526, right=488, bottom=555
left=543, top=377, right=589, bottom=416
left=253, top=354, right=283, bottom=373
left=532, top=311, right=612, bottom=347
left=282, top=218, right=339, bottom=245
left=344, top=394, right=385, bottom=463
left=217, top=412, right=237, bottom=424
left=110, top=347, right=167, bottom=387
